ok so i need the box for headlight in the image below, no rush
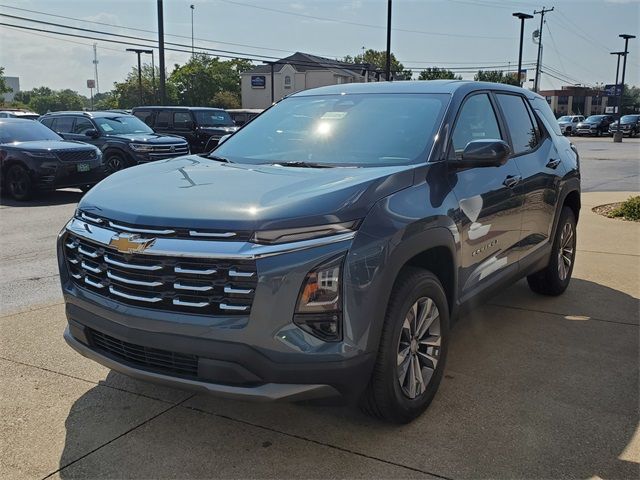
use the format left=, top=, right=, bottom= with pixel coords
left=25, top=150, right=57, bottom=159
left=252, top=220, right=359, bottom=245
left=294, top=255, right=344, bottom=342
left=129, top=143, right=154, bottom=152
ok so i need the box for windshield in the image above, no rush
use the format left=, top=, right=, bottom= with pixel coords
left=194, top=110, right=234, bottom=127
left=214, top=93, right=449, bottom=166
left=0, top=121, right=62, bottom=143
left=585, top=115, right=604, bottom=122
left=621, top=115, right=640, bottom=122
left=93, top=115, right=153, bottom=135
left=558, top=116, right=572, bottom=121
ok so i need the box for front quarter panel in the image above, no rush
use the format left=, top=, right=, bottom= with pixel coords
left=344, top=164, right=459, bottom=354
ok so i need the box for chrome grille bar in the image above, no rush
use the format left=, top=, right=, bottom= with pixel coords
left=219, top=303, right=249, bottom=312
left=174, top=266, right=217, bottom=275
left=189, top=231, right=236, bottom=238
left=85, top=277, right=104, bottom=289
left=229, top=270, right=255, bottom=278
left=109, top=286, right=162, bottom=303
left=107, top=270, right=163, bottom=287
left=104, top=255, right=162, bottom=271
left=81, top=212, right=103, bottom=224
left=78, top=245, right=99, bottom=258
left=224, top=286, right=253, bottom=295
left=174, top=282, right=213, bottom=292
left=173, top=299, right=210, bottom=308
left=81, top=261, right=102, bottom=274
left=107, top=221, right=175, bottom=235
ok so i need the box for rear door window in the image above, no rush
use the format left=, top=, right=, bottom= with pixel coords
left=134, top=110, right=155, bottom=127
left=54, top=116, right=74, bottom=134
left=173, top=112, right=192, bottom=129
left=73, top=117, right=94, bottom=134
left=155, top=110, right=172, bottom=128
left=496, top=94, right=538, bottom=154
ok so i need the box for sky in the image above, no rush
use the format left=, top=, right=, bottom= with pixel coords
left=0, top=0, right=638, bottom=96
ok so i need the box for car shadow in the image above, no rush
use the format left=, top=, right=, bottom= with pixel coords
left=0, top=188, right=84, bottom=207
left=57, top=278, right=639, bottom=478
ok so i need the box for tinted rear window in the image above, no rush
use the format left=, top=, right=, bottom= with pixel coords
left=496, top=94, right=538, bottom=154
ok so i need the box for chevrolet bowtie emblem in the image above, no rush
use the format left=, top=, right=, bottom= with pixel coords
left=109, top=233, right=156, bottom=254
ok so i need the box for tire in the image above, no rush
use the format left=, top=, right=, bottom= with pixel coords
left=5, top=164, right=35, bottom=201
left=360, top=267, right=449, bottom=424
left=527, top=206, right=577, bottom=296
left=105, top=152, right=128, bottom=173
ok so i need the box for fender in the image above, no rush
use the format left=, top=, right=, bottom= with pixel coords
left=550, top=177, right=581, bottom=242
left=347, top=217, right=459, bottom=354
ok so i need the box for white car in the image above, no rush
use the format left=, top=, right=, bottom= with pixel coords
left=557, top=115, right=584, bottom=136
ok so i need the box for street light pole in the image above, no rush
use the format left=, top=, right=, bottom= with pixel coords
left=513, top=12, right=533, bottom=87
left=610, top=51, right=623, bottom=119
left=126, top=49, right=154, bottom=106
left=190, top=4, right=195, bottom=58
left=613, top=34, right=635, bottom=142
left=385, top=0, right=392, bottom=81
left=157, top=0, right=166, bottom=104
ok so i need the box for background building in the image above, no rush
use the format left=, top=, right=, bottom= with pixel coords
left=539, top=85, right=613, bottom=117
left=2, top=76, right=20, bottom=102
left=241, top=52, right=364, bottom=109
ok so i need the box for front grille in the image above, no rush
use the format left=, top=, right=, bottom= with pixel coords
left=89, top=329, right=199, bottom=378
left=78, top=210, right=253, bottom=241
left=64, top=233, right=257, bottom=315
left=56, top=149, right=97, bottom=162
left=148, top=143, right=189, bottom=158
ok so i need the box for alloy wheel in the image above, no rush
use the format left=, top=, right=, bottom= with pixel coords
left=107, top=156, right=123, bottom=173
left=557, top=222, right=575, bottom=281
left=397, top=297, right=441, bottom=399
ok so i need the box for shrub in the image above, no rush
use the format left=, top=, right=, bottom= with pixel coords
left=609, top=196, right=640, bottom=221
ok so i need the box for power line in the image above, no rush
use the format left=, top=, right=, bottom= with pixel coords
left=0, top=3, right=298, bottom=56
left=219, top=0, right=513, bottom=40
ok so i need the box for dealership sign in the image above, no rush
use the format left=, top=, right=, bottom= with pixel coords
left=251, top=76, right=266, bottom=88
left=604, top=84, right=622, bottom=97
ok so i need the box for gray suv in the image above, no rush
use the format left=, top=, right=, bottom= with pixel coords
left=58, top=81, right=580, bottom=423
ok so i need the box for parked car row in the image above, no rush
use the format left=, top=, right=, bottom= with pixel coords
left=0, top=106, right=264, bottom=200
left=556, top=113, right=640, bottom=137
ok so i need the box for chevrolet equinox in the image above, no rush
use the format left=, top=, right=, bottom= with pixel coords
left=58, top=81, right=580, bottom=423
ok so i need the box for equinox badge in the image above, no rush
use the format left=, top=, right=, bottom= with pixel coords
left=109, top=233, right=156, bottom=254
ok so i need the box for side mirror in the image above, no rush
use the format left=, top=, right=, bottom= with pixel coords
left=455, top=139, right=511, bottom=169
left=85, top=129, right=99, bottom=138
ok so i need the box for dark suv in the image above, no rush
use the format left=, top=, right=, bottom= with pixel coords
left=132, top=106, right=238, bottom=153
left=608, top=114, right=640, bottom=137
left=58, top=81, right=580, bottom=423
left=575, top=114, right=615, bottom=136
left=40, top=111, right=190, bottom=173
left=1, top=118, right=103, bottom=200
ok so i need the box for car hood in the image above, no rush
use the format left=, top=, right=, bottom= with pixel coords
left=104, top=133, right=187, bottom=144
left=2, top=140, right=96, bottom=151
left=577, top=122, right=595, bottom=127
left=79, top=156, right=414, bottom=231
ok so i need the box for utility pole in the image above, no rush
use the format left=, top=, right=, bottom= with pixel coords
left=92, top=43, right=100, bottom=94
left=533, top=6, right=553, bottom=92
left=513, top=12, right=533, bottom=87
left=157, top=0, right=166, bottom=104
left=385, top=0, right=392, bottom=81
left=613, top=34, right=636, bottom=142
left=190, top=4, right=195, bottom=58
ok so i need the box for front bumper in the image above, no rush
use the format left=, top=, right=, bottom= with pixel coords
left=35, top=159, right=106, bottom=190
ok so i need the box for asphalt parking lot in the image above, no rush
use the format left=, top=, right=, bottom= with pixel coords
left=1, top=137, right=638, bottom=479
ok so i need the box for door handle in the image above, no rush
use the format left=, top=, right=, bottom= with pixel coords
left=546, top=158, right=562, bottom=169
left=503, top=175, right=522, bottom=188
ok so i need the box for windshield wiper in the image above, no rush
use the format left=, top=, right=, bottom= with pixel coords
left=271, top=161, right=335, bottom=168
left=207, top=154, right=233, bottom=163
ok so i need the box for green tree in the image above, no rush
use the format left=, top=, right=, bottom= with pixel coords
left=0, top=67, right=12, bottom=100
left=92, top=91, right=118, bottom=110
left=418, top=67, right=462, bottom=81
left=343, top=49, right=412, bottom=80
left=112, top=65, right=176, bottom=108
left=621, top=85, right=640, bottom=114
left=474, top=70, right=519, bottom=86
left=211, top=91, right=241, bottom=109
left=15, top=87, right=86, bottom=114
left=168, top=54, right=252, bottom=106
